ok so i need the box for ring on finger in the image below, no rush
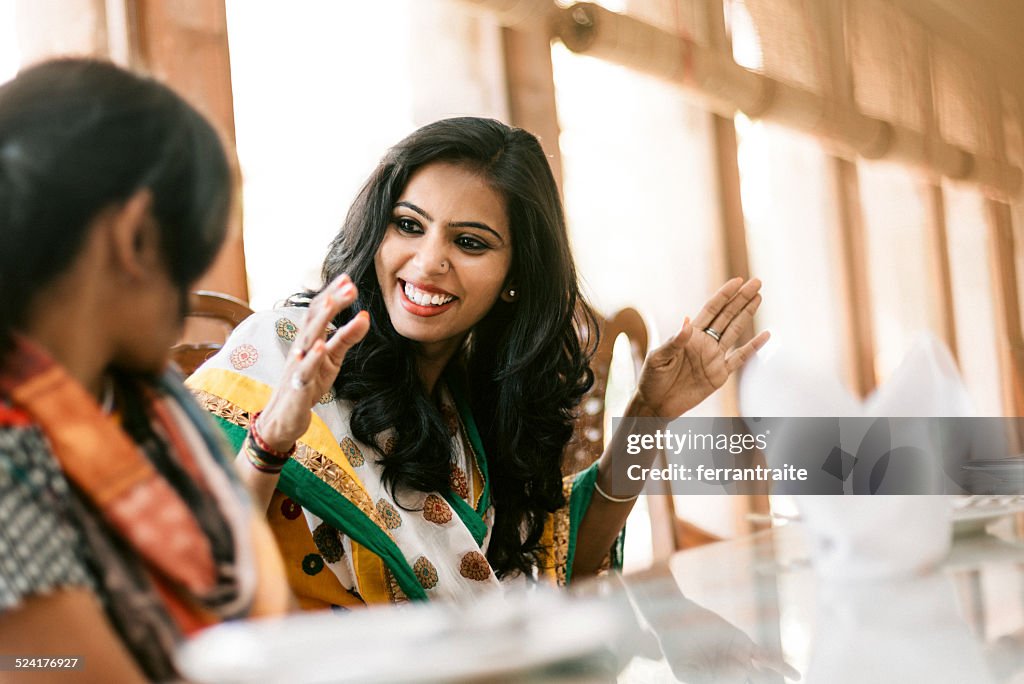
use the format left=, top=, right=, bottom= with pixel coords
left=290, top=374, right=308, bottom=391
left=703, top=326, right=722, bottom=342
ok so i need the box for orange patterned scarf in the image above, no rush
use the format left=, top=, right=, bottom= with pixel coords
left=0, top=337, right=287, bottom=679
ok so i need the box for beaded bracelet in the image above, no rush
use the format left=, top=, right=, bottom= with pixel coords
left=243, top=436, right=289, bottom=473
left=244, top=411, right=296, bottom=474
left=249, top=411, right=297, bottom=458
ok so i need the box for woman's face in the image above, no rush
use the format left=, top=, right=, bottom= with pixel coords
left=114, top=257, right=186, bottom=374
left=374, top=161, right=512, bottom=359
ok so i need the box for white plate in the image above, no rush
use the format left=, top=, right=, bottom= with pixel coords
left=951, top=495, right=1024, bottom=536
left=175, top=589, right=619, bottom=683
left=747, top=497, right=1024, bottom=537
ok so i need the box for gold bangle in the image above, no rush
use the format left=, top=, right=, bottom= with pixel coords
left=243, top=436, right=288, bottom=473
left=593, top=478, right=639, bottom=504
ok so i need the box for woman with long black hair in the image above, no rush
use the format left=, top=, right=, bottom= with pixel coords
left=0, top=59, right=289, bottom=681
left=190, top=117, right=767, bottom=606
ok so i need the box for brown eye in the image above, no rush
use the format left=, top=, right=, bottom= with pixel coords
left=394, top=217, right=422, bottom=235
left=456, top=235, right=488, bottom=252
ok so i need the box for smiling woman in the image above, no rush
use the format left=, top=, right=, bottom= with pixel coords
left=187, top=117, right=768, bottom=608
left=376, top=162, right=513, bottom=379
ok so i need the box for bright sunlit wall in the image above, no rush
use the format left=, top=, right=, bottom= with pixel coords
left=0, top=0, right=19, bottom=83
left=225, top=0, right=508, bottom=310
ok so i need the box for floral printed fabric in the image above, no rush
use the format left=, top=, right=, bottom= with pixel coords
left=190, top=307, right=504, bottom=604
left=189, top=306, right=610, bottom=606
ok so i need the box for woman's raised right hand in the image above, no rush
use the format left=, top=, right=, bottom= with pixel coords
left=254, top=274, right=370, bottom=452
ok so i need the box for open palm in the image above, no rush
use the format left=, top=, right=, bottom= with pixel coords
left=633, top=278, right=769, bottom=418
left=256, top=274, right=370, bottom=452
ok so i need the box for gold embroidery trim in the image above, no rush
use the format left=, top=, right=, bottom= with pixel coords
left=551, top=477, right=574, bottom=586
left=551, top=474, right=614, bottom=585
left=193, top=390, right=252, bottom=429
left=192, top=389, right=396, bottom=542
left=383, top=566, right=409, bottom=604
left=291, top=446, right=398, bottom=543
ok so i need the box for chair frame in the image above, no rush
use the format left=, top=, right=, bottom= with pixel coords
left=170, top=291, right=254, bottom=376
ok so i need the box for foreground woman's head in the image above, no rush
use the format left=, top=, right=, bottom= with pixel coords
left=0, top=58, right=230, bottom=372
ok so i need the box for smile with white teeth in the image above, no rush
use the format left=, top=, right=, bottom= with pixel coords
left=403, top=281, right=456, bottom=307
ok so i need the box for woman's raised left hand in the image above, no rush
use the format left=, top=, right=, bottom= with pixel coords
left=630, top=278, right=769, bottom=419
left=255, top=274, right=370, bottom=452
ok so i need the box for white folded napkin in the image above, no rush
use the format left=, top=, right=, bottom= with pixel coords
left=739, top=334, right=967, bottom=580
left=862, top=332, right=975, bottom=418
left=739, top=343, right=861, bottom=418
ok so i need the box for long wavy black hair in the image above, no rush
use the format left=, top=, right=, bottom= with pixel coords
left=313, top=117, right=596, bottom=577
left=0, top=58, right=230, bottom=356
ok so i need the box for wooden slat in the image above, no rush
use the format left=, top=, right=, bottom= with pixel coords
left=923, top=183, right=959, bottom=358
left=985, top=199, right=1024, bottom=415
left=536, top=1, right=1022, bottom=198
left=132, top=0, right=248, bottom=303
left=709, top=113, right=752, bottom=415
left=916, top=36, right=959, bottom=359
left=977, top=64, right=1024, bottom=417
left=708, top=114, right=765, bottom=531
left=831, top=161, right=876, bottom=396
left=709, top=0, right=781, bottom=657
left=818, top=0, right=876, bottom=397
left=702, top=0, right=763, bottom=536
left=501, top=18, right=564, bottom=190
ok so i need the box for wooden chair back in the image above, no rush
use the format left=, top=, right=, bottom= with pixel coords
left=567, top=307, right=649, bottom=471
left=170, top=290, right=253, bottom=375
left=568, top=307, right=721, bottom=560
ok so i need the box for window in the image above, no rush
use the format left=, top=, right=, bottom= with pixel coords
left=737, top=116, right=846, bottom=384
left=551, top=41, right=723, bottom=416
left=945, top=183, right=1003, bottom=415
left=225, top=0, right=507, bottom=308
left=857, top=161, right=934, bottom=384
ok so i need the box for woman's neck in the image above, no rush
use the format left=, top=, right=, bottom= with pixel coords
left=414, top=337, right=464, bottom=394
left=23, top=282, right=110, bottom=399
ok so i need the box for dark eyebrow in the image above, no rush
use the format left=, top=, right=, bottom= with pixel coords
left=394, top=201, right=432, bottom=221
left=395, top=201, right=506, bottom=245
left=450, top=221, right=505, bottom=245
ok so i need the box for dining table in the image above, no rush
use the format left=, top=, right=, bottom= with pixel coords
left=176, top=509, right=1024, bottom=683
left=585, top=513, right=1024, bottom=683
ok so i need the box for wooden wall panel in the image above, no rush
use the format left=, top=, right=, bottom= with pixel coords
left=501, top=17, right=564, bottom=190
left=133, top=0, right=247, bottom=303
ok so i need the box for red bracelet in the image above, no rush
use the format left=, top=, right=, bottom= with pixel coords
left=243, top=438, right=288, bottom=473
left=249, top=410, right=297, bottom=460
